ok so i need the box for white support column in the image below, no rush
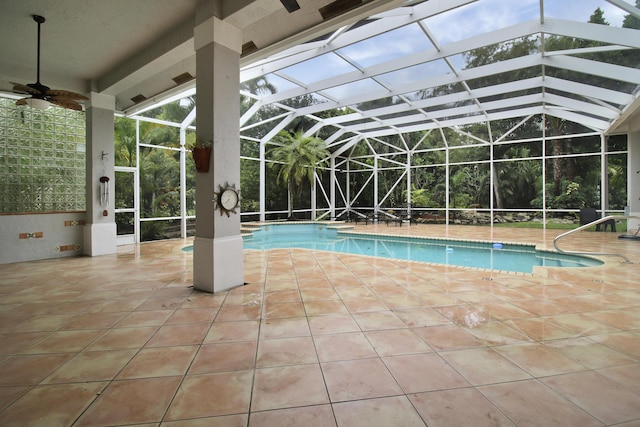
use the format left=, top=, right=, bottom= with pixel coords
left=488, top=121, right=494, bottom=228
left=260, top=141, right=266, bottom=222
left=601, top=133, right=608, bottom=214
left=311, top=171, right=317, bottom=220
left=541, top=114, right=547, bottom=227
left=406, top=152, right=411, bottom=208
left=83, top=92, right=117, bottom=256
left=330, top=156, right=336, bottom=219
left=180, top=108, right=196, bottom=238
left=193, top=12, right=244, bottom=293
left=445, top=147, right=450, bottom=225
left=135, top=120, right=141, bottom=245
left=346, top=161, right=351, bottom=212
left=373, top=156, right=379, bottom=213
left=179, top=127, right=187, bottom=238
left=628, top=131, right=640, bottom=231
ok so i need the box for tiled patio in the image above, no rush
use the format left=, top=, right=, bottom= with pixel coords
left=1, top=224, right=639, bottom=426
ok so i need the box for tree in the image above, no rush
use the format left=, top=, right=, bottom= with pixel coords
left=589, top=7, right=609, bottom=25
left=621, top=0, right=640, bottom=69
left=114, top=118, right=137, bottom=167
left=547, top=116, right=567, bottom=196
left=241, top=76, right=277, bottom=118
left=268, top=130, right=330, bottom=219
left=113, top=99, right=193, bottom=240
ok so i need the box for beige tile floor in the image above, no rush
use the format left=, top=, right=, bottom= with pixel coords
left=1, top=224, right=639, bottom=426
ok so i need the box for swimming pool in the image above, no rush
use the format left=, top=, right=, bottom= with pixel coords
left=238, top=223, right=602, bottom=274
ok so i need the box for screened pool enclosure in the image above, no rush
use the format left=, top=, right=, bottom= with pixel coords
left=105, top=0, right=639, bottom=240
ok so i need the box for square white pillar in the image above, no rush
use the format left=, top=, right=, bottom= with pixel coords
left=192, top=15, right=244, bottom=293
left=84, top=93, right=117, bottom=256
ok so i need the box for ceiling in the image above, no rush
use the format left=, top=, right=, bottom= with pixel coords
left=0, top=0, right=403, bottom=111
left=1, top=0, right=639, bottom=139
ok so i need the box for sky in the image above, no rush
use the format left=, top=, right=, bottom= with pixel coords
left=545, top=0, right=631, bottom=25
left=425, top=0, right=632, bottom=46
left=251, top=0, right=637, bottom=98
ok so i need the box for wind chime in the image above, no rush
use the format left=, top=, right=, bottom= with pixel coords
left=100, top=176, right=109, bottom=216
left=100, top=151, right=109, bottom=216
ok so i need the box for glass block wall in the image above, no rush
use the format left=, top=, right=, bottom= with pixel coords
left=0, top=98, right=86, bottom=213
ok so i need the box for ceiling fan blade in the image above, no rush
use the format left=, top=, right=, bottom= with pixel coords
left=48, top=98, right=83, bottom=111
left=11, top=82, right=43, bottom=95
left=46, top=89, right=88, bottom=100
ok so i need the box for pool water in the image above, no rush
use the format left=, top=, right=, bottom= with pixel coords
left=240, top=223, right=602, bottom=274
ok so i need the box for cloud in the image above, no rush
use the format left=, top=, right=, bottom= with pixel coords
left=425, top=0, right=539, bottom=45
left=281, top=52, right=356, bottom=84
left=544, top=0, right=628, bottom=26
left=277, top=0, right=634, bottom=89
left=337, top=25, right=431, bottom=68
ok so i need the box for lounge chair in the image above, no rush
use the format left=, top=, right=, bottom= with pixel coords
left=399, top=209, right=416, bottom=225
left=365, top=212, right=379, bottom=225
left=350, top=212, right=369, bottom=224
left=579, top=208, right=601, bottom=230
left=579, top=207, right=615, bottom=232
left=619, top=225, right=640, bottom=240
left=385, top=216, right=403, bottom=226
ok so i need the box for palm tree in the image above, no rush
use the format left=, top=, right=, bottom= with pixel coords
left=114, top=117, right=137, bottom=167
left=268, top=130, right=329, bottom=219
left=241, top=77, right=276, bottom=115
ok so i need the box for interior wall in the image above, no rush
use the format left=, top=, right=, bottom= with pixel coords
left=0, top=212, right=86, bottom=264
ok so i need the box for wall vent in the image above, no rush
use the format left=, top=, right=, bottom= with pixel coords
left=319, top=0, right=362, bottom=21
left=172, top=72, right=194, bottom=85
left=280, top=0, right=301, bottom=13
left=242, top=41, right=259, bottom=57
left=130, top=94, right=147, bottom=104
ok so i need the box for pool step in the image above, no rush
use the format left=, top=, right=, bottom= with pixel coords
left=241, top=221, right=352, bottom=235
left=241, top=227, right=261, bottom=234
left=327, top=224, right=354, bottom=231
left=241, top=223, right=263, bottom=235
